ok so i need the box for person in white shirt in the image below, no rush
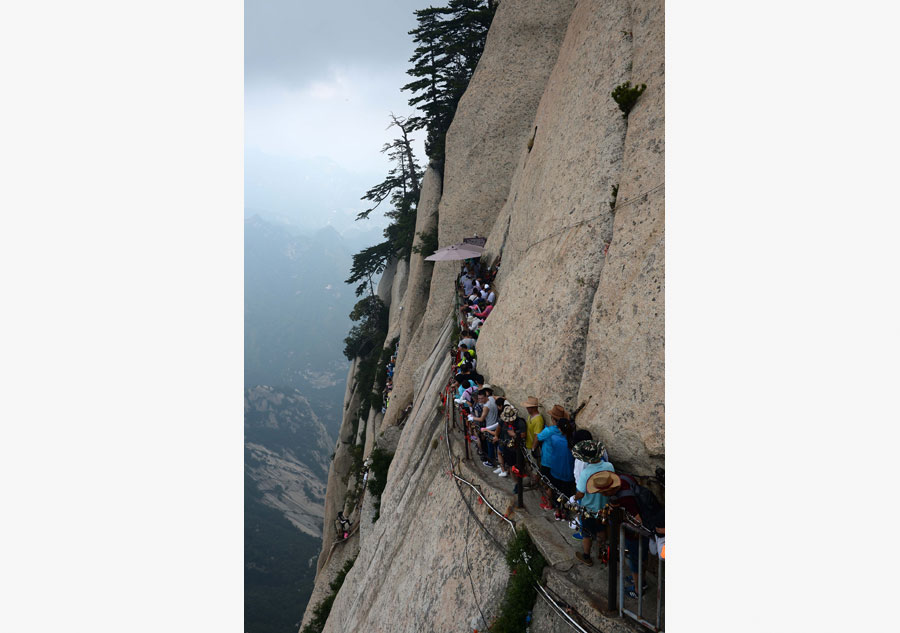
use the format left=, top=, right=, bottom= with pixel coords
left=460, top=273, right=474, bottom=296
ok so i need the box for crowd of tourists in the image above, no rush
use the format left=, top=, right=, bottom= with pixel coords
left=449, top=258, right=665, bottom=600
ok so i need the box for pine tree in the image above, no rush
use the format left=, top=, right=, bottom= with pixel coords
left=402, top=5, right=454, bottom=163
left=402, top=0, right=496, bottom=168
left=345, top=115, right=422, bottom=296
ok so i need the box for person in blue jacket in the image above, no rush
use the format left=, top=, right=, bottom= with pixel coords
left=536, top=404, right=566, bottom=510
left=548, top=417, right=576, bottom=519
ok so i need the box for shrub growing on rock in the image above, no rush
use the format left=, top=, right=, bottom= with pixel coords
left=611, top=81, right=647, bottom=117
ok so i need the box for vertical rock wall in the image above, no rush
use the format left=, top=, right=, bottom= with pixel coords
left=386, top=258, right=408, bottom=342
left=382, top=0, right=577, bottom=430
left=478, top=0, right=664, bottom=473
left=381, top=167, right=440, bottom=430
left=320, top=321, right=513, bottom=633
left=576, top=0, right=666, bottom=466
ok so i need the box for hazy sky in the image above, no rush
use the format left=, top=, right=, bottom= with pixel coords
left=245, top=0, right=427, bottom=236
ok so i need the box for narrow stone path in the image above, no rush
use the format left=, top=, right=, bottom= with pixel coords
left=448, top=426, right=663, bottom=632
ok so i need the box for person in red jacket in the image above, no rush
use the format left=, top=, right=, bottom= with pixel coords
left=472, top=302, right=493, bottom=320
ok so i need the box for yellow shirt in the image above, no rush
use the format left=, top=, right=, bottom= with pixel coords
left=526, top=413, right=545, bottom=450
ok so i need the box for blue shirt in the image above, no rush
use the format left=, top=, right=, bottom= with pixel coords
left=537, top=426, right=559, bottom=467
left=548, top=433, right=575, bottom=481
left=576, top=461, right=616, bottom=513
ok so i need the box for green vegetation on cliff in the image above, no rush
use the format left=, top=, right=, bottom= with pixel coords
left=345, top=0, right=496, bottom=300
left=368, top=447, right=395, bottom=522
left=490, top=528, right=547, bottom=633
left=300, top=555, right=358, bottom=633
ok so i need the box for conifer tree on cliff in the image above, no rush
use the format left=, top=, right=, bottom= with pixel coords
left=403, top=0, right=496, bottom=168
left=345, top=115, right=422, bottom=297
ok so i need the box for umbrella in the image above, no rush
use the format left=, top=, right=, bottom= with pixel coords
left=424, top=242, right=485, bottom=261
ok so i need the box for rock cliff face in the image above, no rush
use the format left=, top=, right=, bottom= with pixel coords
left=302, top=0, right=664, bottom=629
left=479, top=0, right=664, bottom=474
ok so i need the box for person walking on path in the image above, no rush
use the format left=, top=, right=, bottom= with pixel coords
left=470, top=386, right=499, bottom=466
left=524, top=396, right=544, bottom=489
left=536, top=405, right=566, bottom=509
left=570, top=441, right=615, bottom=566
left=548, top=417, right=576, bottom=519
left=587, top=471, right=664, bottom=597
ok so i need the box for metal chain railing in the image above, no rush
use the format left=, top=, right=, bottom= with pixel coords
left=447, top=260, right=663, bottom=630
left=441, top=385, right=603, bottom=633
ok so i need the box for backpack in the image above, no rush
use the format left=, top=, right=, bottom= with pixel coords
left=630, top=469, right=665, bottom=507
left=513, top=416, right=527, bottom=439
left=616, top=474, right=664, bottom=532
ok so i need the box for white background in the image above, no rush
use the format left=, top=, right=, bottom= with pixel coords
left=2, top=1, right=899, bottom=631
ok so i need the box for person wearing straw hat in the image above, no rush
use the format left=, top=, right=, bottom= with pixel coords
left=536, top=404, right=568, bottom=510
left=547, top=417, right=576, bottom=520
left=586, top=471, right=657, bottom=597
left=523, top=397, right=544, bottom=455
left=496, top=402, right=523, bottom=479
left=535, top=405, right=560, bottom=510
left=571, top=440, right=615, bottom=566
left=523, top=396, right=544, bottom=490
left=460, top=268, right=475, bottom=296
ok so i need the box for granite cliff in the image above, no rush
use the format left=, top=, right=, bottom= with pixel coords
left=302, top=0, right=664, bottom=630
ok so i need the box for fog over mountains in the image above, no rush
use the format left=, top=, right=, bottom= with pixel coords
left=244, top=149, right=389, bottom=248
left=244, top=213, right=366, bottom=437
left=245, top=213, right=377, bottom=633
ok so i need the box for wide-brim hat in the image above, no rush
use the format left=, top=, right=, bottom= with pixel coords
left=572, top=440, right=604, bottom=464
left=523, top=396, right=540, bottom=408
left=500, top=403, right=518, bottom=423
left=549, top=404, right=568, bottom=420
left=586, top=471, right=621, bottom=494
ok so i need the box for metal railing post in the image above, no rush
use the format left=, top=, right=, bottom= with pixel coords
left=516, top=436, right=524, bottom=508
left=656, top=547, right=663, bottom=631
left=637, top=532, right=644, bottom=617
left=620, top=521, right=665, bottom=632
left=618, top=522, right=625, bottom=618
left=455, top=402, right=469, bottom=461
left=608, top=506, right=621, bottom=612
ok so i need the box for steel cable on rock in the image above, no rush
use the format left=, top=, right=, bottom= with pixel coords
left=463, top=508, right=489, bottom=630
left=508, top=180, right=665, bottom=256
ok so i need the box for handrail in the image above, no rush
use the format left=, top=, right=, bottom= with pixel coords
left=443, top=383, right=603, bottom=633
left=618, top=521, right=664, bottom=632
